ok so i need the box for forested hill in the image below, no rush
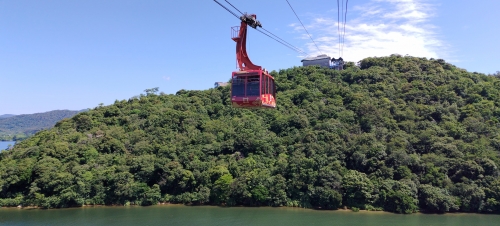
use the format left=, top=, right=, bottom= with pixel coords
left=0, top=114, right=16, bottom=119
left=2, top=55, right=500, bottom=214
left=0, top=110, right=83, bottom=141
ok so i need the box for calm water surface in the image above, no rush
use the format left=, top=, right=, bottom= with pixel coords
left=0, top=141, right=15, bottom=151
left=1, top=205, right=499, bottom=226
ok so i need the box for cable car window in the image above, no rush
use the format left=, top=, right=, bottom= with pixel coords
left=270, top=79, right=275, bottom=96
left=261, top=75, right=265, bottom=94
left=268, top=77, right=272, bottom=95
left=232, top=76, right=245, bottom=96
left=262, top=75, right=267, bottom=94
left=247, top=75, right=260, bottom=96
left=268, top=77, right=272, bottom=94
left=266, top=76, right=270, bottom=94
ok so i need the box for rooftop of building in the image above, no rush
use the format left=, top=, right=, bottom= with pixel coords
left=301, top=54, right=331, bottom=62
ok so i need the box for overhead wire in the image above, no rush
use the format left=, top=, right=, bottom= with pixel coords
left=213, top=0, right=239, bottom=19
left=341, top=0, right=345, bottom=57
left=337, top=0, right=341, bottom=58
left=342, top=0, right=349, bottom=57
left=342, top=0, right=344, bottom=56
left=224, top=0, right=244, bottom=16
left=213, top=0, right=308, bottom=56
left=285, top=0, right=322, bottom=55
left=256, top=28, right=307, bottom=55
left=260, top=27, right=307, bottom=55
left=336, top=0, right=348, bottom=58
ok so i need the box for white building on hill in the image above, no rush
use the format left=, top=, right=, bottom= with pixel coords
left=301, top=54, right=331, bottom=68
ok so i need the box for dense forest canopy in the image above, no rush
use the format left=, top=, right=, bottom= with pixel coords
left=1, top=55, right=500, bottom=214
left=0, top=110, right=83, bottom=141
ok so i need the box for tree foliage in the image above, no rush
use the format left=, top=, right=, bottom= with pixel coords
left=0, top=110, right=84, bottom=141
left=1, top=55, right=500, bottom=214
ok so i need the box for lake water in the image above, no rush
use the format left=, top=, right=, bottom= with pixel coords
left=0, top=141, right=15, bottom=151
left=1, top=205, right=499, bottom=226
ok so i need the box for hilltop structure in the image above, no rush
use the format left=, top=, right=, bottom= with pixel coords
left=301, top=54, right=331, bottom=68
left=214, top=82, right=229, bottom=88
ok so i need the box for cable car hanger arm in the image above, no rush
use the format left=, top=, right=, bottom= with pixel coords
left=213, top=0, right=307, bottom=56
left=232, top=14, right=262, bottom=71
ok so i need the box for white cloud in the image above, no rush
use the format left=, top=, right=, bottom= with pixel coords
left=292, top=0, right=445, bottom=62
left=163, top=76, right=171, bottom=81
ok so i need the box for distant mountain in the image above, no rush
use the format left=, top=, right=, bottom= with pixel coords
left=0, top=110, right=84, bottom=140
left=0, top=114, right=16, bottom=119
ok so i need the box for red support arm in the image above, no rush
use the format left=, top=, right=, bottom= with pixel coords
left=231, top=14, right=262, bottom=71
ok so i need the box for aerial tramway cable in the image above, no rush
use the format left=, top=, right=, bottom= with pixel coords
left=213, top=0, right=308, bottom=56
left=342, top=0, right=348, bottom=57
left=336, top=0, right=348, bottom=58
left=214, top=0, right=239, bottom=19
left=337, top=0, right=341, bottom=58
left=214, top=0, right=279, bottom=109
left=341, top=0, right=344, bottom=57
left=258, top=27, right=308, bottom=55
left=224, top=0, right=244, bottom=16
left=285, top=0, right=322, bottom=55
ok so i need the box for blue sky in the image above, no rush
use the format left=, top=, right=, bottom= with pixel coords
left=1, top=0, right=499, bottom=115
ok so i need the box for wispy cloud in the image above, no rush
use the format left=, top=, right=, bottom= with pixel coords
left=291, top=0, right=445, bottom=62
left=162, top=76, right=171, bottom=81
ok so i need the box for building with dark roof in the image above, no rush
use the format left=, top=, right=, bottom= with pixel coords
left=214, top=82, right=229, bottom=88
left=301, top=54, right=331, bottom=68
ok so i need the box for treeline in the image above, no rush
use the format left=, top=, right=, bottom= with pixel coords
left=0, top=110, right=84, bottom=141
left=1, top=55, right=500, bottom=214
left=0, top=115, right=16, bottom=119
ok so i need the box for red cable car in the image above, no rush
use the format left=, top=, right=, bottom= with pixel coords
left=230, top=14, right=276, bottom=109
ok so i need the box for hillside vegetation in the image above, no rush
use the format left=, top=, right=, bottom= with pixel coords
left=0, top=110, right=82, bottom=141
left=1, top=55, right=500, bottom=214
left=0, top=115, right=16, bottom=119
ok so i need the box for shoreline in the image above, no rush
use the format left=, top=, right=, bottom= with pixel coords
left=1, top=204, right=496, bottom=216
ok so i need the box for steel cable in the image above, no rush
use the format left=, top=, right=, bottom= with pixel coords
left=285, top=0, right=322, bottom=54
left=214, top=0, right=308, bottom=56
left=214, top=0, right=239, bottom=19
left=224, top=0, right=244, bottom=16
left=342, top=0, right=349, bottom=57
left=256, top=28, right=307, bottom=55
left=337, top=0, right=341, bottom=58
left=260, top=27, right=306, bottom=54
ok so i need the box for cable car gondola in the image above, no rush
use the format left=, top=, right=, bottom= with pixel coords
left=230, top=14, right=276, bottom=109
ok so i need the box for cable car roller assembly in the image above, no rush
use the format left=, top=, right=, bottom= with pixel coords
left=214, top=0, right=306, bottom=109
left=213, top=0, right=349, bottom=108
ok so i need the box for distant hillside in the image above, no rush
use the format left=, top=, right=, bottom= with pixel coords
left=0, top=110, right=84, bottom=140
left=2, top=55, right=500, bottom=214
left=0, top=114, right=16, bottom=119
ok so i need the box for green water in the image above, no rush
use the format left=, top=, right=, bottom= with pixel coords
left=0, top=205, right=499, bottom=226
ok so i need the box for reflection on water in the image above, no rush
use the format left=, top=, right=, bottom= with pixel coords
left=1, top=205, right=500, bottom=226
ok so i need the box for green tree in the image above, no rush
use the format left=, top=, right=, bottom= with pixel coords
left=419, top=184, right=459, bottom=213
left=211, top=174, right=233, bottom=204
left=1, top=56, right=500, bottom=214
left=342, top=170, right=374, bottom=208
